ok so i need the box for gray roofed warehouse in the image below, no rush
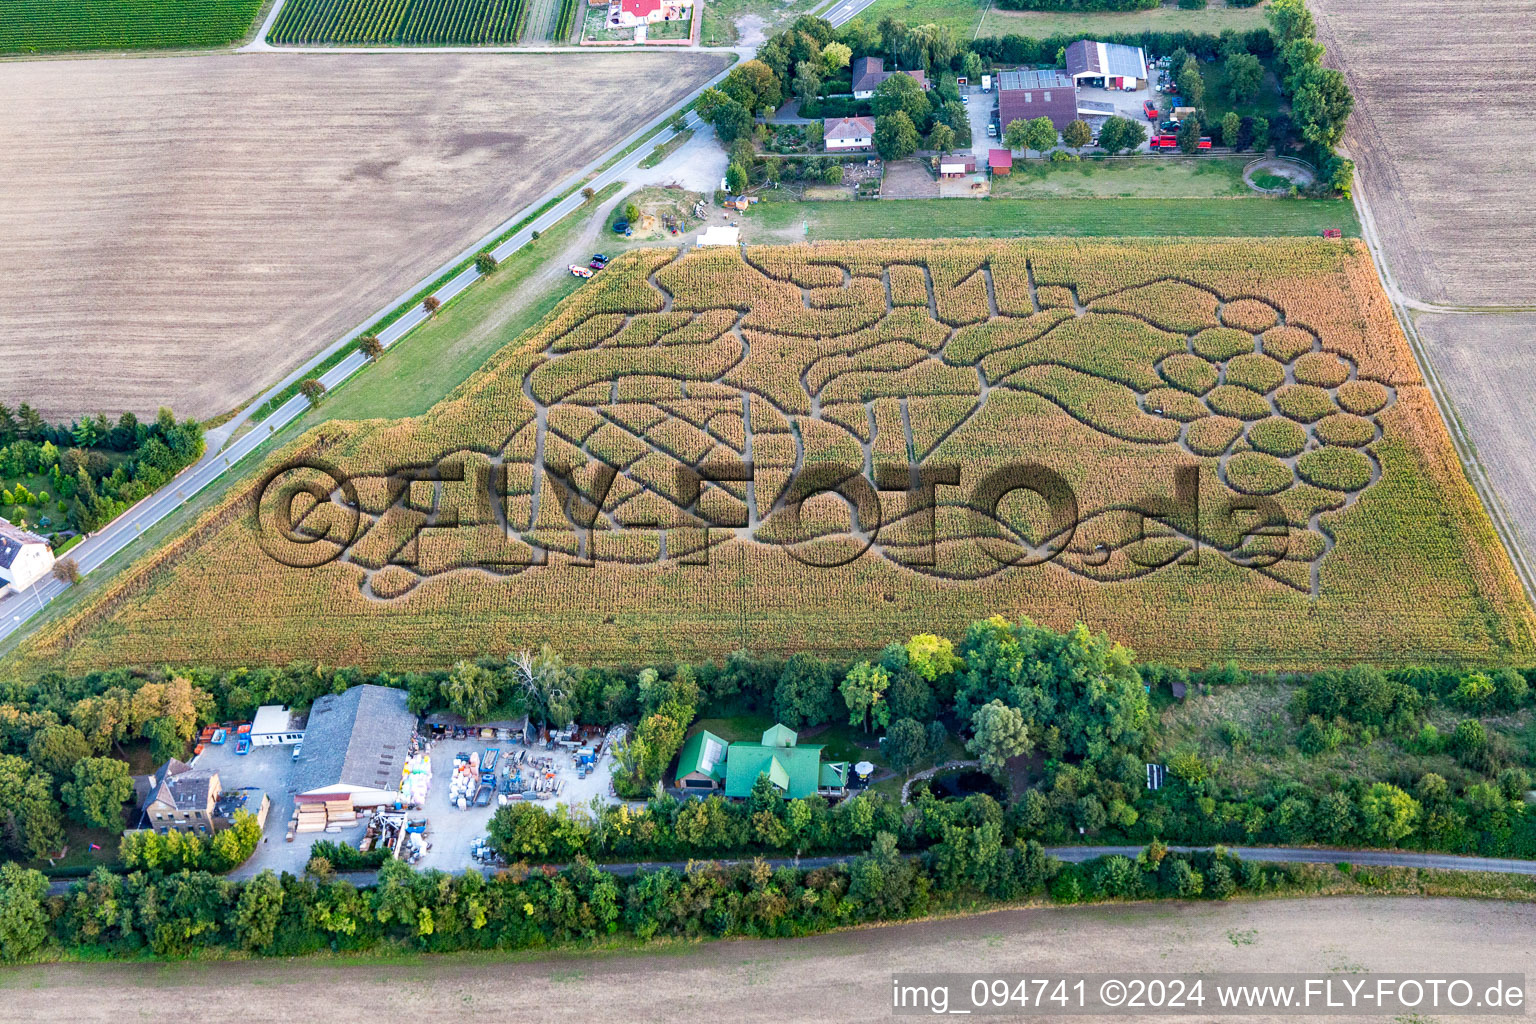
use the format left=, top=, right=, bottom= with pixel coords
left=290, top=684, right=416, bottom=799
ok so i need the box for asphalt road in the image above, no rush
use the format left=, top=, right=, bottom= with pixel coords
left=0, top=58, right=739, bottom=648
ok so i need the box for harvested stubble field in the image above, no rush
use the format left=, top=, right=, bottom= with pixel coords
left=0, top=50, right=728, bottom=421
left=1310, top=0, right=1536, bottom=305
left=5, top=898, right=1533, bottom=1024
left=12, top=238, right=1534, bottom=674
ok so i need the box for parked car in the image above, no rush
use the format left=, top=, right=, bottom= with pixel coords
left=986, top=122, right=998, bottom=137
left=570, top=265, right=593, bottom=278
left=292, top=742, right=303, bottom=760
left=589, top=259, right=605, bottom=270
left=591, top=253, right=609, bottom=265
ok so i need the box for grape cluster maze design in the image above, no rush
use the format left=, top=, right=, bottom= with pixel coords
left=22, top=239, right=1535, bottom=672
left=321, top=248, right=1394, bottom=601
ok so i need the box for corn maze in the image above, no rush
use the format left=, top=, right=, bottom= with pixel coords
left=18, top=240, right=1535, bottom=673
left=268, top=0, right=529, bottom=45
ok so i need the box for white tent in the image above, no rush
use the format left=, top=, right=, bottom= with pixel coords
left=697, top=225, right=740, bottom=247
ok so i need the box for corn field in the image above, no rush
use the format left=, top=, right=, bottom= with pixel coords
left=15, top=238, right=1535, bottom=676
left=269, top=0, right=530, bottom=45
left=1, top=0, right=263, bottom=53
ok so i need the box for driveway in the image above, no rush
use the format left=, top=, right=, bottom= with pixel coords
left=965, top=86, right=996, bottom=154
left=196, top=740, right=340, bottom=880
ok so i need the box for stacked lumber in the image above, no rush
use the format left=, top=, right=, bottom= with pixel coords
left=295, top=803, right=328, bottom=833
left=324, top=798, right=356, bottom=825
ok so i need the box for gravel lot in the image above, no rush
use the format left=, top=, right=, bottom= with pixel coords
left=6, top=897, right=1532, bottom=1023
left=0, top=50, right=728, bottom=421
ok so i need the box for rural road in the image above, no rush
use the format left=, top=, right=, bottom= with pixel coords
left=0, top=54, right=746, bottom=648
left=191, top=843, right=1536, bottom=892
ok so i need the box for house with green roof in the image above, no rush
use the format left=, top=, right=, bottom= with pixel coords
left=721, top=724, right=848, bottom=800
left=676, top=729, right=729, bottom=791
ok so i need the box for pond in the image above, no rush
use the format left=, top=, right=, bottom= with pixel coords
left=922, top=769, right=1006, bottom=801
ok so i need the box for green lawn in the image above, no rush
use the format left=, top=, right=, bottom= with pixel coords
left=0, top=0, right=266, bottom=53
left=991, top=156, right=1252, bottom=199
left=744, top=196, right=1358, bottom=241
left=848, top=0, right=1268, bottom=41
left=299, top=186, right=620, bottom=425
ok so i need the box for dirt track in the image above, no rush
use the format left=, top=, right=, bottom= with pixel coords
left=2, top=897, right=1531, bottom=1023
left=1311, top=0, right=1536, bottom=305
left=0, top=50, right=727, bottom=421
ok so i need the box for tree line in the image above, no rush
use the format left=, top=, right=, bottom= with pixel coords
left=0, top=837, right=1325, bottom=963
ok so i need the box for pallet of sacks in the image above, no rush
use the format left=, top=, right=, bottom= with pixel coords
left=295, top=803, right=328, bottom=833
left=324, top=798, right=356, bottom=825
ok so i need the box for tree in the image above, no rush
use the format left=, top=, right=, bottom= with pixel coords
left=905, top=633, right=962, bottom=683
left=823, top=163, right=843, bottom=185
left=873, top=73, right=931, bottom=124
left=1291, top=66, right=1353, bottom=149
left=725, top=161, right=750, bottom=194
left=1266, top=0, right=1316, bottom=43
left=841, top=661, right=891, bottom=732
left=1224, top=52, right=1265, bottom=104
left=1221, top=111, right=1243, bottom=150
left=712, top=98, right=752, bottom=144
left=821, top=41, right=852, bottom=72
left=440, top=661, right=502, bottom=723
left=1175, top=55, right=1205, bottom=109
left=475, top=252, right=499, bottom=276
left=962, top=52, right=984, bottom=83
left=60, top=757, right=133, bottom=830
left=0, top=755, right=64, bottom=860
left=966, top=700, right=1030, bottom=782
left=1062, top=119, right=1093, bottom=149
left=874, top=111, right=920, bottom=161
left=773, top=653, right=836, bottom=728
left=793, top=63, right=823, bottom=109
left=1250, top=116, right=1271, bottom=152
left=422, top=295, right=441, bottom=316
left=722, top=60, right=781, bottom=115
left=925, top=123, right=955, bottom=154
left=233, top=870, right=284, bottom=952
left=1002, top=118, right=1031, bottom=152
left=1359, top=782, right=1421, bottom=844
left=358, top=333, right=384, bottom=361
left=511, top=645, right=577, bottom=727
left=0, top=864, right=50, bottom=962
left=884, top=717, right=927, bottom=775
left=1022, top=116, right=1058, bottom=153
left=51, top=557, right=80, bottom=585
left=581, top=186, right=596, bottom=202
left=28, top=723, right=91, bottom=777
left=1096, top=116, right=1147, bottom=154
left=298, top=379, right=327, bottom=407
left=1177, top=116, right=1204, bottom=154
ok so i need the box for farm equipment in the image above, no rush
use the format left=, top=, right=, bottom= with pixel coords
left=1143, top=100, right=1159, bottom=121
left=1150, top=134, right=1178, bottom=149
left=1321, top=228, right=1343, bottom=239
left=473, top=783, right=494, bottom=807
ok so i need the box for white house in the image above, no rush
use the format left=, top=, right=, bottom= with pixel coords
left=824, top=115, right=875, bottom=151
left=250, top=704, right=306, bottom=746
left=0, top=519, right=54, bottom=595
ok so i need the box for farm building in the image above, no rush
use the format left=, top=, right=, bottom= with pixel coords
left=850, top=57, right=929, bottom=99
left=721, top=724, right=849, bottom=800
left=421, top=712, right=533, bottom=742
left=290, top=684, right=418, bottom=809
left=250, top=704, right=306, bottom=747
left=676, top=728, right=728, bottom=790
left=824, top=115, right=875, bottom=151
left=988, top=149, right=1013, bottom=175
left=1064, top=40, right=1148, bottom=90
left=939, top=152, right=977, bottom=178
left=996, top=70, right=1078, bottom=132
left=0, top=519, right=53, bottom=594
left=137, top=759, right=222, bottom=835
